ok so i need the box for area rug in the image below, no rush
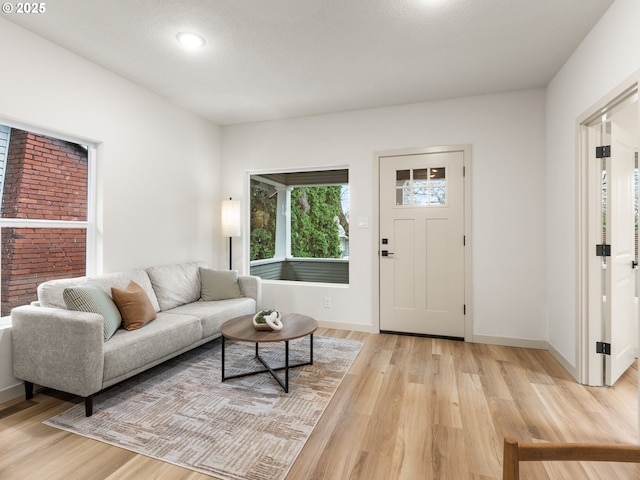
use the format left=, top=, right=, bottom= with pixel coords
left=44, top=335, right=362, bottom=480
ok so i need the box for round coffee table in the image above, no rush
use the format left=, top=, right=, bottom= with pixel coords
left=220, top=313, right=318, bottom=392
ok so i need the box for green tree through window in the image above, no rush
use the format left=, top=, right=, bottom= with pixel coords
left=249, top=170, right=349, bottom=284
left=250, top=183, right=277, bottom=260
left=291, top=186, right=343, bottom=258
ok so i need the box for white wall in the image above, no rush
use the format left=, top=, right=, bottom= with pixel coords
left=222, top=89, right=547, bottom=339
left=0, top=19, right=222, bottom=401
left=0, top=19, right=222, bottom=272
left=546, top=0, right=640, bottom=372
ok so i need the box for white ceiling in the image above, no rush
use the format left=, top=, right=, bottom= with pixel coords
left=6, top=0, right=614, bottom=125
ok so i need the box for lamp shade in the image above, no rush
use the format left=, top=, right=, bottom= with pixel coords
left=221, top=199, right=241, bottom=237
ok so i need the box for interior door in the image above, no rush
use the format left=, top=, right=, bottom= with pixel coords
left=379, top=150, right=465, bottom=337
left=605, top=120, right=637, bottom=386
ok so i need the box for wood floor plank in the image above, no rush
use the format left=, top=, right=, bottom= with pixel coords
left=430, top=344, right=464, bottom=429
left=1, top=328, right=638, bottom=479
left=457, top=372, right=502, bottom=477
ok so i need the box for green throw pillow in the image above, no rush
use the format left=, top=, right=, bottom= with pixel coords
left=63, top=284, right=122, bottom=340
left=200, top=267, right=242, bottom=301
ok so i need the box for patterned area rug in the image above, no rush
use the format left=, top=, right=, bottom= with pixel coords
left=44, top=335, right=362, bottom=480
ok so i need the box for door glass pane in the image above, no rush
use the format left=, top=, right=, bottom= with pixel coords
left=430, top=187, right=446, bottom=205
left=413, top=168, right=428, bottom=187
left=429, top=167, right=446, bottom=205
left=430, top=168, right=445, bottom=180
left=396, top=169, right=410, bottom=187
left=396, top=188, right=410, bottom=205
left=429, top=167, right=445, bottom=204
left=413, top=187, right=428, bottom=205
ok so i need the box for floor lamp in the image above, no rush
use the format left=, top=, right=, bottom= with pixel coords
left=221, top=198, right=241, bottom=270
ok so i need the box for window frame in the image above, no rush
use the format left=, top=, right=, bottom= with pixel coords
left=0, top=119, right=98, bottom=303
left=247, top=167, right=349, bottom=284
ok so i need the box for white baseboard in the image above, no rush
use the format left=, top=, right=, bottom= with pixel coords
left=317, top=320, right=378, bottom=334
left=471, top=334, right=549, bottom=350
left=0, top=382, right=23, bottom=405
left=471, top=334, right=580, bottom=381
left=546, top=342, right=579, bottom=381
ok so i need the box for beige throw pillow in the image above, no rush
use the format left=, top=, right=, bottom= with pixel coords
left=200, top=268, right=242, bottom=301
left=111, top=280, right=157, bottom=331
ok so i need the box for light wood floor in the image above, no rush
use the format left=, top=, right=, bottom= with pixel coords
left=1, top=328, right=638, bottom=479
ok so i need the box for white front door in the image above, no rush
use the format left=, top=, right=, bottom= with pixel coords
left=379, top=148, right=466, bottom=337
left=605, top=120, right=637, bottom=386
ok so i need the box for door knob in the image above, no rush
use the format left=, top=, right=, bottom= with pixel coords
left=381, top=250, right=394, bottom=257
left=633, top=260, right=638, bottom=269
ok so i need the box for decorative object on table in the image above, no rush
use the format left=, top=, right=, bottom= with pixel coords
left=253, top=309, right=283, bottom=330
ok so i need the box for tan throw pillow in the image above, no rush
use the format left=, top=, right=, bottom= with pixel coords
left=200, top=267, right=242, bottom=301
left=111, top=280, right=157, bottom=331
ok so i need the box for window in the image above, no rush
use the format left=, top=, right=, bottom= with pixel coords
left=395, top=166, right=447, bottom=206
left=0, top=124, right=95, bottom=316
left=249, top=169, right=349, bottom=284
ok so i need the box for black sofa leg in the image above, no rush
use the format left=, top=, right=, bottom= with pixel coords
left=25, top=381, right=34, bottom=400
left=84, top=396, right=93, bottom=417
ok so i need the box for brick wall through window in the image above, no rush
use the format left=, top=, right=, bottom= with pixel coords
left=0, top=129, right=88, bottom=316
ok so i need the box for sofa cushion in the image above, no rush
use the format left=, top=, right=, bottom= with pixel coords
left=111, top=281, right=157, bottom=331
left=37, top=269, right=161, bottom=313
left=62, top=284, right=122, bottom=340
left=165, top=297, right=256, bottom=338
left=102, top=312, right=202, bottom=385
left=200, top=268, right=242, bottom=301
left=146, top=262, right=204, bottom=311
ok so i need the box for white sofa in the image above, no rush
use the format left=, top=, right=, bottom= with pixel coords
left=11, top=261, right=260, bottom=416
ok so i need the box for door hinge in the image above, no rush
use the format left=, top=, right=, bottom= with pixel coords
left=595, top=145, right=611, bottom=158
left=595, top=244, right=611, bottom=257
left=463, top=235, right=466, bottom=246
left=463, top=166, right=466, bottom=177
left=596, top=341, right=611, bottom=355
left=463, top=304, right=466, bottom=315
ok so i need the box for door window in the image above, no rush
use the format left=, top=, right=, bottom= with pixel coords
left=395, top=167, right=446, bottom=206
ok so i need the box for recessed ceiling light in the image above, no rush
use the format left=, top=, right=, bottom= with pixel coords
left=176, top=32, right=206, bottom=50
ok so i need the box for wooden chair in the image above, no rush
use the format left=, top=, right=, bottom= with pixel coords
left=503, top=436, right=640, bottom=479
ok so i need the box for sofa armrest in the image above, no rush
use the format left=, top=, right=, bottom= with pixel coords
left=11, top=305, right=105, bottom=397
left=238, top=275, right=261, bottom=309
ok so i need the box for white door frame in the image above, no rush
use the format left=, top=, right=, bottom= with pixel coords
left=372, top=144, right=473, bottom=340
left=577, top=76, right=639, bottom=386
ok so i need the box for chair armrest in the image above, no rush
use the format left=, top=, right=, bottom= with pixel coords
left=11, top=305, right=105, bottom=397
left=238, top=275, right=262, bottom=309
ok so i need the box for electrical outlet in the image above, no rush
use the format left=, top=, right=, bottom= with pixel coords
left=324, top=297, right=332, bottom=308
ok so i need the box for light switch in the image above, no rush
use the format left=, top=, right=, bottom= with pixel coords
left=358, top=217, right=369, bottom=228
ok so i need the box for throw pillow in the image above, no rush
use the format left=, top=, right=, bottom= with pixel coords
left=200, top=267, right=242, bottom=301
left=63, top=284, right=122, bottom=341
left=111, top=280, right=157, bottom=331
left=146, top=262, right=202, bottom=311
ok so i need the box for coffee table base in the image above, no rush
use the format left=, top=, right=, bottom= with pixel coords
left=221, top=334, right=314, bottom=393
